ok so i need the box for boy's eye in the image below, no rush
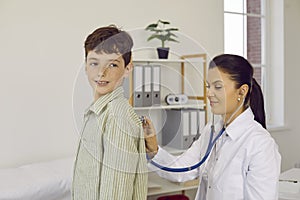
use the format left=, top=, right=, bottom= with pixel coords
left=89, top=62, right=98, bottom=67
left=108, top=63, right=118, bottom=68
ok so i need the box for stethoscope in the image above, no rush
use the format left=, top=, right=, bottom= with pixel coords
left=142, top=98, right=245, bottom=173
left=142, top=115, right=225, bottom=172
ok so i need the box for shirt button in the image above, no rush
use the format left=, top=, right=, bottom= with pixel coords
left=208, top=186, right=211, bottom=189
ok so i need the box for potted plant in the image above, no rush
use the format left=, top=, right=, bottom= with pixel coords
left=145, top=19, right=179, bottom=59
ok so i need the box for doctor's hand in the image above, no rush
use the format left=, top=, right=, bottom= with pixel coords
left=142, top=117, right=159, bottom=159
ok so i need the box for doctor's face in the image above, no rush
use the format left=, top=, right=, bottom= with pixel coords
left=206, top=67, right=241, bottom=120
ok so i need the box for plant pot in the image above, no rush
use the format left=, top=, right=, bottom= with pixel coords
left=157, top=47, right=170, bottom=59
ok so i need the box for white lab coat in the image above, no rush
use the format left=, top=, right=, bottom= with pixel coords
left=148, top=108, right=281, bottom=200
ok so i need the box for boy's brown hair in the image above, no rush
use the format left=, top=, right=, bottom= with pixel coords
left=84, top=25, right=133, bottom=66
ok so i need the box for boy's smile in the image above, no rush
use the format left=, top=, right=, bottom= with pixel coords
left=86, top=50, right=131, bottom=101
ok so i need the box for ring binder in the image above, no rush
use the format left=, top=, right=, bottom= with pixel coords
left=143, top=65, right=152, bottom=107
left=133, top=65, right=143, bottom=107
left=152, top=65, right=161, bottom=105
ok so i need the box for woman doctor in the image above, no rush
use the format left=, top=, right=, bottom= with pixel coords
left=143, top=54, right=281, bottom=199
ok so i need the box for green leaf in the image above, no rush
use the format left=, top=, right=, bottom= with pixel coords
left=152, top=28, right=164, bottom=33
left=169, top=32, right=178, bottom=37
left=147, top=35, right=163, bottom=41
left=165, top=28, right=179, bottom=32
left=168, top=38, right=179, bottom=43
left=158, top=19, right=170, bottom=25
left=145, top=23, right=158, bottom=30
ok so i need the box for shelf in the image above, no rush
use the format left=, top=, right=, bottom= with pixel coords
left=148, top=172, right=198, bottom=196
left=130, top=53, right=208, bottom=126
left=133, top=58, right=187, bottom=63
left=133, top=57, right=205, bottom=63
left=133, top=103, right=206, bottom=111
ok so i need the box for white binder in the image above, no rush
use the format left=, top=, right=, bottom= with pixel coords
left=190, top=111, right=198, bottom=136
left=152, top=65, right=161, bottom=105
left=143, top=65, right=152, bottom=106
left=182, top=111, right=190, bottom=148
left=133, top=65, right=143, bottom=107
left=182, top=112, right=190, bottom=137
left=198, top=110, right=206, bottom=133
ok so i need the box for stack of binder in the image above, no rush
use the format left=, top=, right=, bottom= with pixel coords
left=132, top=64, right=161, bottom=107
left=161, top=109, right=206, bottom=149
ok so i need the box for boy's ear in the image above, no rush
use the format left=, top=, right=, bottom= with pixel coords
left=85, top=62, right=87, bottom=73
left=124, top=62, right=133, bottom=77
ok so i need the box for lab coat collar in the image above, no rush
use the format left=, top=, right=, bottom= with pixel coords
left=223, top=107, right=254, bottom=141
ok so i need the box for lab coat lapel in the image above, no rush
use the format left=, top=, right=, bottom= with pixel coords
left=210, top=130, right=248, bottom=183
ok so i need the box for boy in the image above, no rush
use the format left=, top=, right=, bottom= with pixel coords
left=72, top=25, right=148, bottom=200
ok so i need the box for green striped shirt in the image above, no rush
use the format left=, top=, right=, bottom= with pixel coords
left=72, top=87, right=148, bottom=200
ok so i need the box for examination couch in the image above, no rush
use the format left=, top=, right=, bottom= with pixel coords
left=0, top=157, right=73, bottom=200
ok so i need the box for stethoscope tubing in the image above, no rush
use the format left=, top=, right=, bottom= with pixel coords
left=149, top=126, right=225, bottom=172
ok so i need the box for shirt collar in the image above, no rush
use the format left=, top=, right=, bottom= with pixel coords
left=223, top=107, right=254, bottom=141
left=85, top=87, right=124, bottom=116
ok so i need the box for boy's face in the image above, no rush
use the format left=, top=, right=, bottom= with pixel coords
left=86, top=50, right=132, bottom=100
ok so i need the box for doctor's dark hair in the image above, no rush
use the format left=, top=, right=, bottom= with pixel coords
left=209, top=54, right=266, bottom=129
left=84, top=25, right=133, bottom=67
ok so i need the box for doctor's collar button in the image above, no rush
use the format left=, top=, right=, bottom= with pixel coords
left=226, top=134, right=229, bottom=137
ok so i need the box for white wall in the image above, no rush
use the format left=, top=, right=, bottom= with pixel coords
left=271, top=0, right=300, bottom=171
left=2, top=0, right=299, bottom=173
left=0, top=0, right=223, bottom=168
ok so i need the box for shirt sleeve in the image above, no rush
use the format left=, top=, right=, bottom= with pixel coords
left=245, top=135, right=281, bottom=199
left=132, top=127, right=148, bottom=200
left=99, top=115, right=147, bottom=200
